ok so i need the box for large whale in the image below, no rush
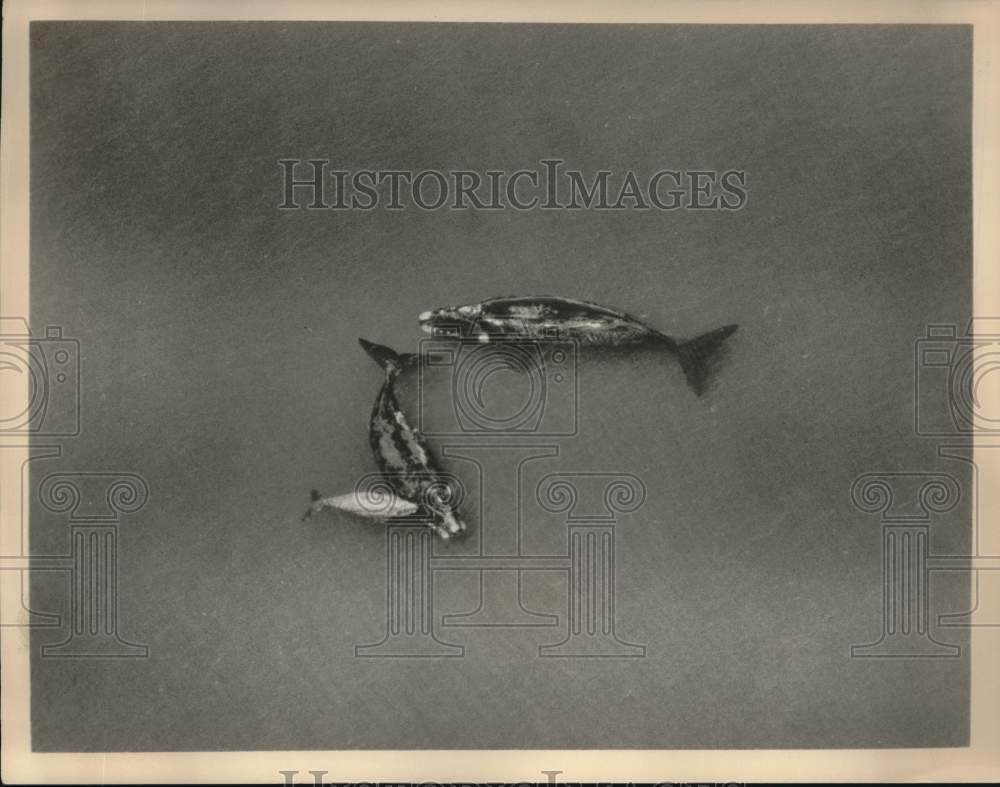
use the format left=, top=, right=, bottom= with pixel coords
left=303, top=338, right=466, bottom=540
left=419, top=294, right=738, bottom=395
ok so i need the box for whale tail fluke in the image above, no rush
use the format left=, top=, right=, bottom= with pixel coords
left=358, top=338, right=418, bottom=376
left=674, top=324, right=739, bottom=396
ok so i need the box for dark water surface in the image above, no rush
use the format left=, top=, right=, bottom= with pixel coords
left=30, top=23, right=971, bottom=749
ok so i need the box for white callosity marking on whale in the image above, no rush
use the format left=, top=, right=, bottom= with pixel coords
left=378, top=426, right=399, bottom=465
left=568, top=318, right=613, bottom=330
left=395, top=411, right=429, bottom=466
left=507, top=304, right=546, bottom=320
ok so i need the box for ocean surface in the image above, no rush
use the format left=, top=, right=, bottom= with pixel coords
left=30, top=22, right=971, bottom=749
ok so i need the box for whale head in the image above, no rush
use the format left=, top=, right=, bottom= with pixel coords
left=432, top=507, right=468, bottom=540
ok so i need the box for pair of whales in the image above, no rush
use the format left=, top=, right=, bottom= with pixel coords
left=304, top=295, right=738, bottom=540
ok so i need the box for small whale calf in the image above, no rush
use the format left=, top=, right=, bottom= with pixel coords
left=303, top=488, right=419, bottom=520
left=304, top=338, right=466, bottom=540
left=418, top=295, right=737, bottom=395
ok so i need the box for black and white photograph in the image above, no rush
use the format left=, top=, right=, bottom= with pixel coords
left=2, top=1, right=999, bottom=783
